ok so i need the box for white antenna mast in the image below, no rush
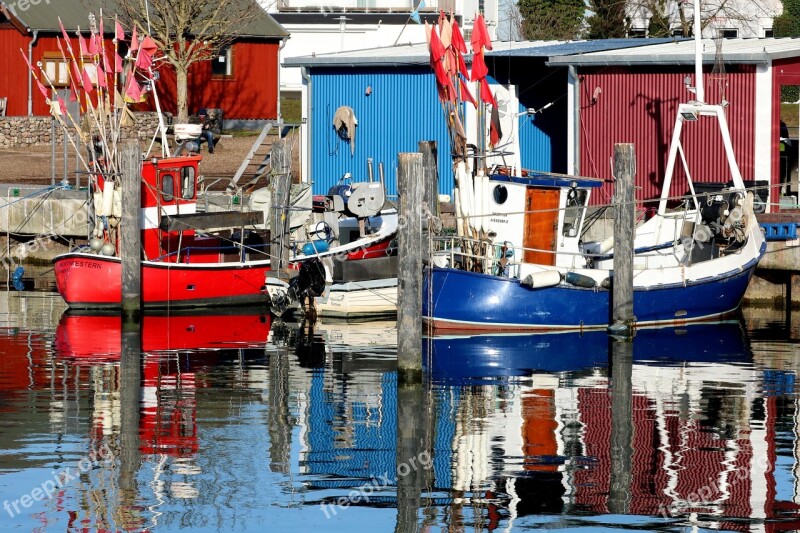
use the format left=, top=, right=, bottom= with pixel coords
left=694, top=0, right=705, bottom=103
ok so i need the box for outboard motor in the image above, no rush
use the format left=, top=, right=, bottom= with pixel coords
left=269, top=259, right=326, bottom=317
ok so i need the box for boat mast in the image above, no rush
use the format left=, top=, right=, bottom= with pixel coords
left=693, top=0, right=704, bottom=104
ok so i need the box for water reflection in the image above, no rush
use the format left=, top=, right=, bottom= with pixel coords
left=2, top=290, right=800, bottom=532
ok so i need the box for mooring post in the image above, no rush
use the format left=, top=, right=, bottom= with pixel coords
left=418, top=141, right=439, bottom=263
left=270, top=139, right=292, bottom=277
left=397, top=152, right=424, bottom=383
left=610, top=143, right=635, bottom=334
left=120, top=141, right=142, bottom=324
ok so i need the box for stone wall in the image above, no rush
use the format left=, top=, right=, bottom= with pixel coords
left=0, top=112, right=171, bottom=149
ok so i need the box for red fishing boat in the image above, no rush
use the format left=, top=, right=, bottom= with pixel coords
left=52, top=152, right=398, bottom=309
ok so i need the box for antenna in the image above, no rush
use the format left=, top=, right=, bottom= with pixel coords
left=711, top=33, right=728, bottom=106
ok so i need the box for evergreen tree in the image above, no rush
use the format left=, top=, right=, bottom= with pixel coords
left=517, top=0, right=586, bottom=40
left=646, top=0, right=672, bottom=37
left=774, top=0, right=800, bottom=101
left=587, top=0, right=628, bottom=39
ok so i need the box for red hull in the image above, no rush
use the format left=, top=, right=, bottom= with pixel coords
left=54, top=253, right=271, bottom=309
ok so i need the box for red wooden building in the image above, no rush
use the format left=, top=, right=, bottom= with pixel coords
left=0, top=0, right=287, bottom=119
left=546, top=39, right=800, bottom=212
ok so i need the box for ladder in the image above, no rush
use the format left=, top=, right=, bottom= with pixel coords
left=227, top=120, right=295, bottom=192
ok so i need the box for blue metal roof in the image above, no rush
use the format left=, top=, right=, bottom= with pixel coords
left=486, top=38, right=686, bottom=58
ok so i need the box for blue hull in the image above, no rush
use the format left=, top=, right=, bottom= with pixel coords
left=424, top=321, right=749, bottom=383
left=423, top=262, right=758, bottom=331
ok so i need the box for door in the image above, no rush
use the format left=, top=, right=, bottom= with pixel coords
left=523, top=188, right=559, bottom=265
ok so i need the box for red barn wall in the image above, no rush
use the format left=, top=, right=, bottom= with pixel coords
left=578, top=66, right=757, bottom=206
left=142, top=39, right=280, bottom=120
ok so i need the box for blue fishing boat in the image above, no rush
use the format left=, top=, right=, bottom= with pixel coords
left=424, top=9, right=765, bottom=332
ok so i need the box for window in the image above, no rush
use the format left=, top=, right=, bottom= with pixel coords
left=562, top=188, right=587, bottom=237
left=492, top=185, right=508, bottom=205
left=160, top=172, right=175, bottom=202
left=765, top=28, right=774, bottom=38
left=181, top=166, right=195, bottom=199
left=628, top=28, right=646, bottom=38
left=719, top=28, right=738, bottom=38
left=42, top=54, right=70, bottom=87
left=212, top=45, right=233, bottom=77
left=671, top=28, right=684, bottom=37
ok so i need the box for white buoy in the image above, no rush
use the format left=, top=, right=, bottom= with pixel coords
left=89, top=237, right=103, bottom=251
left=101, top=243, right=115, bottom=256
left=520, top=270, right=562, bottom=289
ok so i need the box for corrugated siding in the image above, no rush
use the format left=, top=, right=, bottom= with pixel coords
left=310, top=67, right=454, bottom=197
left=519, top=103, right=557, bottom=172
left=578, top=67, right=756, bottom=205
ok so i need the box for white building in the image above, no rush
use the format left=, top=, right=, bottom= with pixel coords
left=267, top=1, right=500, bottom=100
left=626, top=0, right=782, bottom=39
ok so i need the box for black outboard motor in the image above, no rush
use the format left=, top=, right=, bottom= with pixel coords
left=269, top=259, right=326, bottom=317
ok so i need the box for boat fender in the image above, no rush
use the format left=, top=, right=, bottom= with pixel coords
left=600, top=277, right=612, bottom=290
left=565, top=271, right=596, bottom=288
left=89, top=238, right=104, bottom=252
left=597, top=235, right=614, bottom=254
left=302, top=240, right=330, bottom=256
left=100, top=243, right=116, bottom=256
left=520, top=270, right=561, bottom=289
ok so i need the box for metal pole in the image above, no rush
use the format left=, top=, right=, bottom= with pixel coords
left=397, top=152, right=424, bottom=383
left=610, top=143, right=635, bottom=334
left=121, top=141, right=142, bottom=323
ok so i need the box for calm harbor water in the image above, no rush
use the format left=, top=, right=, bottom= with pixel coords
left=1, top=290, right=799, bottom=532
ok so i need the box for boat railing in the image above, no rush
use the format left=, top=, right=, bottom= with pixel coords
left=432, top=232, right=695, bottom=276
left=153, top=242, right=271, bottom=263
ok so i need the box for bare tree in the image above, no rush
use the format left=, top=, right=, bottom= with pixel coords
left=626, top=0, right=781, bottom=38
left=115, top=0, right=265, bottom=121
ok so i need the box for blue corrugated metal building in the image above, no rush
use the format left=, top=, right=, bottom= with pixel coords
left=285, top=44, right=455, bottom=198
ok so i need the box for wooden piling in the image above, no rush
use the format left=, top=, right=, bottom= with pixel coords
left=120, top=141, right=141, bottom=323
left=418, top=141, right=439, bottom=263
left=610, top=143, right=635, bottom=333
left=397, top=152, right=424, bottom=383
left=270, top=139, right=292, bottom=276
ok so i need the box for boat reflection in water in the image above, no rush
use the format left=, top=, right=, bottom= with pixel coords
left=53, top=308, right=271, bottom=469
left=418, top=321, right=800, bottom=529
left=425, top=321, right=750, bottom=382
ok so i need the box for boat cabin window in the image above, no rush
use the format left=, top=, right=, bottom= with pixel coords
left=160, top=172, right=175, bottom=202
left=493, top=185, right=508, bottom=204
left=181, top=167, right=195, bottom=199
left=562, top=188, right=588, bottom=237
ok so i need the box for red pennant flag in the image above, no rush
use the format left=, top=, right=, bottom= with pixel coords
left=472, top=13, right=492, bottom=52
left=451, top=20, right=468, bottom=54
left=479, top=77, right=495, bottom=107
left=58, top=18, right=73, bottom=54
left=125, top=78, right=142, bottom=101
left=35, top=77, right=49, bottom=99
left=459, top=76, right=476, bottom=108
left=428, top=24, right=446, bottom=62
left=88, top=34, right=99, bottom=56
left=58, top=97, right=67, bottom=116
left=456, top=50, right=469, bottom=79
left=97, top=65, right=107, bottom=88
left=78, top=34, right=88, bottom=56
left=130, top=25, right=139, bottom=52
left=103, top=48, right=111, bottom=73
left=115, top=52, right=123, bottom=73
left=471, top=49, right=488, bottom=82
left=135, top=36, right=158, bottom=69
left=82, top=67, right=95, bottom=93
left=71, top=62, right=82, bottom=88
left=115, top=19, right=124, bottom=41
left=490, top=104, right=503, bottom=147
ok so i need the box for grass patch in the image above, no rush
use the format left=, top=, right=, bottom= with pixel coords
left=281, top=95, right=302, bottom=123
